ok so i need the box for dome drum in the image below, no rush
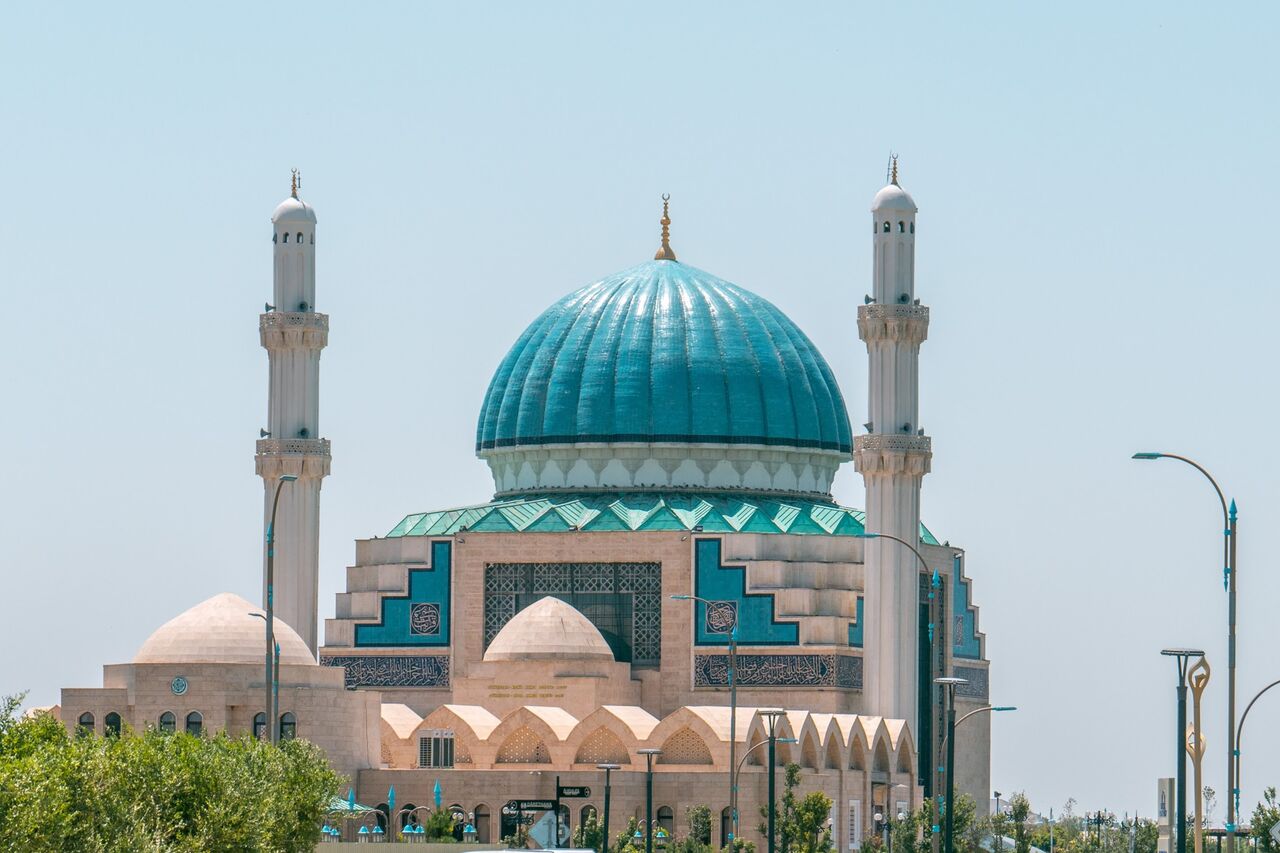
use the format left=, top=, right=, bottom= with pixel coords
left=482, top=442, right=841, bottom=498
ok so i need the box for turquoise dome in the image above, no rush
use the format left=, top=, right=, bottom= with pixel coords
left=476, top=260, right=853, bottom=455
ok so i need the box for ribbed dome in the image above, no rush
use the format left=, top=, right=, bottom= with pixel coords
left=483, top=597, right=614, bottom=662
left=477, top=261, right=852, bottom=455
left=134, top=593, right=315, bottom=666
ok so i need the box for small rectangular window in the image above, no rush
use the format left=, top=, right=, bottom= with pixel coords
left=419, top=729, right=455, bottom=768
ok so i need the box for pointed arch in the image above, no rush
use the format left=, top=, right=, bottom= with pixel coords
left=825, top=734, right=844, bottom=773
left=575, top=726, right=632, bottom=765
left=564, top=706, right=657, bottom=766
left=657, top=727, right=714, bottom=765
left=848, top=732, right=868, bottom=771
left=800, top=730, right=821, bottom=770
left=495, top=725, right=551, bottom=764
left=485, top=706, right=577, bottom=765
left=647, top=707, right=729, bottom=767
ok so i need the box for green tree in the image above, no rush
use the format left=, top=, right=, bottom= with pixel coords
left=419, top=807, right=459, bottom=841
left=614, top=815, right=641, bottom=853
left=574, top=808, right=605, bottom=851
left=1009, top=793, right=1032, bottom=853
left=687, top=804, right=713, bottom=847
left=0, top=692, right=341, bottom=852
left=1251, top=787, right=1280, bottom=853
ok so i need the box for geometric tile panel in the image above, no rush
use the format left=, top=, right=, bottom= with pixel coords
left=693, top=538, right=798, bottom=646
left=355, top=540, right=452, bottom=648
left=953, top=665, right=989, bottom=700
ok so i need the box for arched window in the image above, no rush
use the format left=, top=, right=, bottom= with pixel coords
left=309, top=233, right=314, bottom=244
left=282, top=232, right=289, bottom=243
left=720, top=807, right=733, bottom=848
left=279, top=711, right=296, bottom=740
left=910, top=222, right=915, bottom=234
left=104, top=712, right=122, bottom=737
left=882, top=221, right=890, bottom=233
left=158, top=711, right=175, bottom=733
left=295, top=232, right=303, bottom=244
left=185, top=711, right=203, bottom=736
left=253, top=712, right=267, bottom=740
left=898, top=221, right=905, bottom=232
left=273, top=233, right=278, bottom=243
left=657, top=806, right=675, bottom=837
left=474, top=804, right=491, bottom=843
left=581, top=805, right=597, bottom=830
left=77, top=712, right=94, bottom=735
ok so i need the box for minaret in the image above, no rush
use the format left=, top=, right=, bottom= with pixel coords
left=855, top=157, right=932, bottom=721
left=255, top=171, right=330, bottom=654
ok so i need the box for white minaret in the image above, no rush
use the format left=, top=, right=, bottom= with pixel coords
left=255, top=171, right=330, bottom=654
left=855, top=158, right=932, bottom=722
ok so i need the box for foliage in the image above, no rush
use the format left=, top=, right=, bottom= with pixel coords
left=754, top=763, right=832, bottom=853
left=504, top=821, right=531, bottom=849
left=0, top=693, right=341, bottom=852
left=574, top=808, right=605, bottom=851
left=721, top=837, right=757, bottom=853
left=688, top=804, right=713, bottom=847
left=1250, top=787, right=1280, bottom=853
left=419, top=806, right=460, bottom=841
left=1009, top=792, right=1032, bottom=853
left=1203, top=787, right=1218, bottom=829
left=612, top=815, right=641, bottom=853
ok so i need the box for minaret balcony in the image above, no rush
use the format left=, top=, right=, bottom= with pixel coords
left=857, top=303, right=929, bottom=345
left=259, top=312, right=329, bottom=350
left=853, top=433, right=932, bottom=476
left=255, top=438, right=332, bottom=479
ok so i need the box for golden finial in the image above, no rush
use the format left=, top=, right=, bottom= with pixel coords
left=291, top=168, right=299, bottom=199
left=654, top=193, right=677, bottom=261
left=890, top=154, right=899, bottom=186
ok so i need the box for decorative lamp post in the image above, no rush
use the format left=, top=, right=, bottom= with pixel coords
left=672, top=593, right=739, bottom=840
left=264, top=473, right=297, bottom=745
left=934, top=677, right=966, bottom=853
left=1235, top=678, right=1280, bottom=811
left=598, top=763, right=621, bottom=853
left=1162, top=648, right=1206, bottom=853
left=758, top=709, right=786, bottom=853
left=1134, top=451, right=1238, bottom=845
left=639, top=748, right=662, bottom=853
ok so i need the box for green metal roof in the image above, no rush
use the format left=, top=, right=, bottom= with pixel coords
left=386, top=492, right=940, bottom=544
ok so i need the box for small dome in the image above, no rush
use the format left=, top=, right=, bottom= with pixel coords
left=484, top=597, right=614, bottom=662
left=272, top=196, right=317, bottom=224
left=134, top=592, right=315, bottom=665
left=872, top=183, right=917, bottom=214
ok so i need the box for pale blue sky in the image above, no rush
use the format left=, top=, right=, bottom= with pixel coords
left=3, top=1, right=1278, bottom=820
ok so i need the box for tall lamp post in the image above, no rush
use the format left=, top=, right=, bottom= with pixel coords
left=598, top=763, right=620, bottom=853
left=731, top=736, right=798, bottom=845
left=935, top=677, right=966, bottom=853
left=1162, top=648, right=1206, bottom=853
left=672, top=593, right=739, bottom=841
left=1134, top=451, right=1237, bottom=845
left=264, top=473, right=297, bottom=745
left=638, top=748, right=662, bottom=853
left=759, top=709, right=786, bottom=853
left=860, top=531, right=949, bottom=798
left=937, top=705, right=1016, bottom=762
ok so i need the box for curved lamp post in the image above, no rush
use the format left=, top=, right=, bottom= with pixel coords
left=1134, top=451, right=1238, bottom=844
left=672, top=593, right=739, bottom=842
left=859, top=531, right=951, bottom=799
left=936, top=705, right=1016, bottom=759
left=264, top=473, right=297, bottom=745
left=1236, top=677, right=1280, bottom=811
left=731, top=736, right=798, bottom=847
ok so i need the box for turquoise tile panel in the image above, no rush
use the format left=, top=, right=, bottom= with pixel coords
left=355, top=541, right=451, bottom=647
left=693, top=538, right=798, bottom=646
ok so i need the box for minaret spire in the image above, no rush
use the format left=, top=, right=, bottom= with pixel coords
left=256, top=180, right=329, bottom=654
left=890, top=154, right=899, bottom=186
left=653, top=193, right=678, bottom=261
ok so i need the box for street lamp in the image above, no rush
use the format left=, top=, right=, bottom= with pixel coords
left=1162, top=648, right=1206, bottom=853
left=860, top=531, right=950, bottom=797
left=638, top=748, right=662, bottom=853
left=758, top=709, right=786, bottom=853
left=731, top=736, right=797, bottom=845
left=247, top=613, right=281, bottom=742
left=598, top=763, right=621, bottom=853
left=672, top=593, right=739, bottom=840
left=1236, top=677, right=1280, bottom=813
left=264, top=473, right=297, bottom=745
left=1134, top=451, right=1238, bottom=843
left=935, top=677, right=967, bottom=853
left=937, top=706, right=1016, bottom=759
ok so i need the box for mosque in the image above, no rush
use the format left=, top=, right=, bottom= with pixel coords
left=60, top=164, right=991, bottom=849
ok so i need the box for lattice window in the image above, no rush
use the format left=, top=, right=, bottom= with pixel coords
left=483, top=562, right=662, bottom=665
left=847, top=800, right=862, bottom=851
left=574, top=727, right=631, bottom=765
left=495, top=726, right=551, bottom=764
left=418, top=730, right=455, bottom=768
left=656, top=728, right=713, bottom=765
